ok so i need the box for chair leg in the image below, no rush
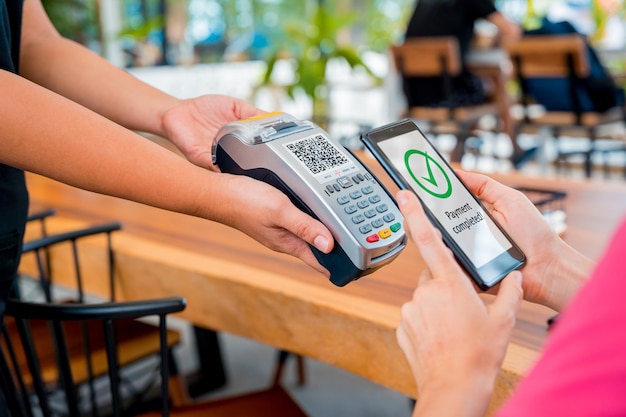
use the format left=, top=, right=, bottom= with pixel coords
left=295, top=354, right=306, bottom=386
left=553, top=129, right=573, bottom=176
left=450, top=128, right=470, bottom=163
left=272, top=350, right=306, bottom=387
left=554, top=145, right=569, bottom=175
left=583, top=153, right=593, bottom=178
left=603, top=151, right=611, bottom=179
left=584, top=130, right=596, bottom=178
left=167, top=350, right=190, bottom=407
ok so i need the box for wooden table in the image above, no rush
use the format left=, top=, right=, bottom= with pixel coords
left=22, top=151, right=626, bottom=413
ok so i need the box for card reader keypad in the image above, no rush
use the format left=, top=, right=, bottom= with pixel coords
left=328, top=174, right=402, bottom=244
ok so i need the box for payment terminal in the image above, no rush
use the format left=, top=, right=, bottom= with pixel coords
left=212, top=112, right=407, bottom=287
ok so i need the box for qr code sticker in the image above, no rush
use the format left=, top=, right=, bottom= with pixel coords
left=286, top=135, right=349, bottom=174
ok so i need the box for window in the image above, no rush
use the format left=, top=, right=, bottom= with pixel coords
left=43, top=0, right=414, bottom=67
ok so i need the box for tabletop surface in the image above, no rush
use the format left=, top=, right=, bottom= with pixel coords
left=24, top=149, right=626, bottom=410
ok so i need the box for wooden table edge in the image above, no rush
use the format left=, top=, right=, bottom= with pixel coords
left=21, top=215, right=536, bottom=409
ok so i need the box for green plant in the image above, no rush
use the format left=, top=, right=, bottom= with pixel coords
left=116, top=0, right=169, bottom=66
left=118, top=15, right=164, bottom=40
left=363, top=0, right=414, bottom=53
left=522, top=0, right=543, bottom=30
left=41, top=0, right=100, bottom=46
left=258, top=2, right=380, bottom=118
left=591, top=0, right=625, bottom=42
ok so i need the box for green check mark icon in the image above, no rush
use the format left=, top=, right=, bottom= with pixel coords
left=421, top=152, right=438, bottom=187
left=404, top=149, right=452, bottom=199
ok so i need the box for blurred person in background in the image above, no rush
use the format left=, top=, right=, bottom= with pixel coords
left=402, top=0, right=538, bottom=167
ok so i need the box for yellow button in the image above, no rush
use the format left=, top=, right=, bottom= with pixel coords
left=379, top=228, right=392, bottom=239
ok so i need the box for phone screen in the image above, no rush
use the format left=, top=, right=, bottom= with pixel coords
left=362, top=120, right=524, bottom=289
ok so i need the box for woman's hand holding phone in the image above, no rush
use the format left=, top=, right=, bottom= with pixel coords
left=361, top=120, right=525, bottom=290
left=396, top=190, right=524, bottom=417
left=457, top=170, right=594, bottom=312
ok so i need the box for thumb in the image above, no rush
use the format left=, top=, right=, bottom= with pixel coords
left=488, top=271, right=523, bottom=323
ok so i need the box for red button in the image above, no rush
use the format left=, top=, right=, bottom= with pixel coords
left=366, top=234, right=379, bottom=243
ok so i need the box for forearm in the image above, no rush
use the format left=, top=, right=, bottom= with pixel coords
left=1, top=70, right=223, bottom=222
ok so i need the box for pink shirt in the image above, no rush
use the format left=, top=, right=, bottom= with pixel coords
left=496, top=218, right=626, bottom=416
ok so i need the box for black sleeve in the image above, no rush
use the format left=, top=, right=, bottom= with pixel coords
left=465, top=0, right=497, bottom=21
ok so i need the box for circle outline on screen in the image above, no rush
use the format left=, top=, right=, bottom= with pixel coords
left=404, top=149, right=452, bottom=199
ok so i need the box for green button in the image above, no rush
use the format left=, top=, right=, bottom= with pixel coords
left=390, top=223, right=402, bottom=232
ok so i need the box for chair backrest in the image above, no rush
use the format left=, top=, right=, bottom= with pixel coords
left=504, top=34, right=589, bottom=79
left=391, top=37, right=462, bottom=78
left=506, top=30, right=625, bottom=118
left=505, top=34, right=596, bottom=119
left=18, top=222, right=122, bottom=304
left=0, top=297, right=186, bottom=417
left=25, top=209, right=57, bottom=240
left=3, top=222, right=185, bottom=416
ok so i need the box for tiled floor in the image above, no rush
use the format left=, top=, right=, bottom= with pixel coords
left=190, top=333, right=413, bottom=417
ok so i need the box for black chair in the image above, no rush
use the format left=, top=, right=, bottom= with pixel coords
left=23, top=211, right=306, bottom=398
left=19, top=208, right=57, bottom=283
left=3, top=220, right=310, bottom=416
left=0, top=295, right=310, bottom=417
left=25, top=209, right=56, bottom=238
left=8, top=222, right=188, bottom=413
left=0, top=297, right=186, bottom=416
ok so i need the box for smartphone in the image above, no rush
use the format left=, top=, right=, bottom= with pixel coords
left=361, top=119, right=525, bottom=290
